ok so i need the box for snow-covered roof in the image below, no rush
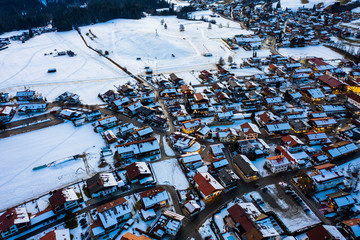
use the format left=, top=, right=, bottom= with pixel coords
left=212, top=159, right=229, bottom=169
left=141, top=188, right=169, bottom=209
left=97, top=197, right=131, bottom=229
left=266, top=122, right=291, bottom=132
left=181, top=153, right=202, bottom=164
left=210, top=144, right=225, bottom=156
left=307, top=88, right=325, bottom=99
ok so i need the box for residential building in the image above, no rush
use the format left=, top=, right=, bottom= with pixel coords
left=193, top=172, right=224, bottom=202
left=49, top=187, right=79, bottom=213
left=266, top=155, right=290, bottom=173
left=139, top=187, right=169, bottom=209
left=126, top=162, right=154, bottom=184
left=0, top=207, right=30, bottom=238
left=116, top=137, right=161, bottom=161
left=96, top=197, right=131, bottom=231
left=86, top=172, right=118, bottom=198
left=342, top=218, right=360, bottom=240
left=149, top=210, right=185, bottom=238
left=233, top=155, right=260, bottom=182
left=0, top=106, right=16, bottom=123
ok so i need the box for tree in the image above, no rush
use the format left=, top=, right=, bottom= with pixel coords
left=208, top=22, right=212, bottom=29
left=218, top=57, right=225, bottom=66
left=164, top=23, right=167, bottom=29
left=276, top=1, right=281, bottom=9
left=160, top=19, right=164, bottom=25
left=228, top=56, right=233, bottom=64
left=29, top=29, right=33, bottom=38
left=276, top=81, right=281, bottom=89
left=219, top=23, right=223, bottom=28
left=64, top=212, right=78, bottom=229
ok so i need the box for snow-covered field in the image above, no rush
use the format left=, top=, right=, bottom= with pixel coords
left=0, top=123, right=105, bottom=210
left=151, top=158, right=189, bottom=190
left=279, top=45, right=343, bottom=60
left=280, top=0, right=351, bottom=10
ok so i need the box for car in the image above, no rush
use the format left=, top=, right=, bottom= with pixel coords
left=304, top=208, right=310, bottom=212
left=253, top=184, right=260, bottom=188
left=261, top=187, right=268, bottom=192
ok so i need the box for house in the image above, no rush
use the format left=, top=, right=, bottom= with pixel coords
left=0, top=106, right=16, bottom=123
left=126, top=162, right=154, bottom=184
left=56, top=91, right=80, bottom=104
left=304, top=130, right=332, bottom=145
left=347, top=92, right=360, bottom=112
left=182, top=118, right=203, bottom=134
left=233, top=155, right=260, bottom=182
left=132, top=126, right=153, bottom=140
left=140, top=187, right=169, bottom=209
left=0, top=207, right=30, bottom=238
left=0, top=92, right=9, bottom=103
left=281, top=135, right=304, bottom=152
left=58, top=109, right=82, bottom=120
left=199, top=70, right=213, bottom=81
left=140, top=92, right=155, bottom=104
left=301, top=88, right=325, bottom=102
left=40, top=229, right=71, bottom=240
left=180, top=84, right=194, bottom=96
left=327, top=191, right=355, bottom=212
left=120, top=84, right=136, bottom=96
left=85, top=110, right=102, bottom=122
left=238, top=138, right=270, bottom=157
left=214, top=111, right=233, bottom=121
left=169, top=132, right=196, bottom=152
left=16, top=89, right=38, bottom=101
left=18, top=103, right=47, bottom=114
left=111, top=96, right=131, bottom=111
left=149, top=210, right=184, bottom=238
left=184, top=200, right=201, bottom=215
left=240, top=122, right=261, bottom=140
left=99, top=90, right=119, bottom=102
left=290, top=119, right=310, bottom=133
left=309, top=117, right=337, bottom=132
left=218, top=168, right=238, bottom=188
left=102, top=130, right=117, bottom=144
left=193, top=172, right=224, bottom=202
left=342, top=218, right=360, bottom=240
left=116, top=137, right=161, bottom=161
left=194, top=125, right=211, bottom=139
left=266, top=155, right=290, bottom=173
left=211, top=158, right=229, bottom=172
left=210, top=144, right=225, bottom=158
left=97, top=197, right=131, bottom=231
left=265, top=122, right=291, bottom=135
left=169, top=73, right=184, bottom=85
left=86, top=172, right=118, bottom=198
left=193, top=92, right=209, bottom=103
left=227, top=203, right=278, bottom=239
left=276, top=145, right=301, bottom=169
left=322, top=141, right=358, bottom=159
left=137, top=106, right=156, bottom=122
left=118, top=122, right=135, bottom=137
left=150, top=115, right=168, bottom=128
left=49, top=187, right=79, bottom=213
left=124, top=101, right=143, bottom=116
left=180, top=153, right=203, bottom=168
left=213, top=128, right=239, bottom=142
left=311, top=164, right=344, bottom=191
left=306, top=225, right=346, bottom=240
left=95, top=116, right=118, bottom=132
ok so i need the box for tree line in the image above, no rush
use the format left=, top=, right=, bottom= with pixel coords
left=0, top=0, right=173, bottom=34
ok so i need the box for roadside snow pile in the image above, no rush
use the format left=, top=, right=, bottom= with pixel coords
left=163, top=136, right=176, bottom=156
left=0, top=122, right=104, bottom=210
left=151, top=158, right=189, bottom=190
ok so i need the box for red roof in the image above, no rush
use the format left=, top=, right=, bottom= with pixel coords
left=49, top=189, right=68, bottom=211
left=348, top=92, right=360, bottom=104
left=318, top=75, right=343, bottom=88
left=308, top=57, right=327, bottom=66
left=227, top=204, right=255, bottom=232
left=0, top=209, right=16, bottom=232
left=276, top=145, right=297, bottom=164
left=96, top=197, right=127, bottom=213
left=193, top=173, right=218, bottom=197
left=306, top=225, right=333, bottom=240
left=314, top=163, right=335, bottom=170
left=281, top=135, right=303, bottom=147
left=139, top=186, right=165, bottom=198
left=258, top=112, right=272, bottom=123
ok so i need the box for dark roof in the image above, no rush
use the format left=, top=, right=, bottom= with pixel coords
left=49, top=189, right=68, bottom=211
left=348, top=92, right=360, bottom=104
left=218, top=168, right=234, bottom=184
left=306, top=225, right=333, bottom=240
left=86, top=173, right=106, bottom=195
left=233, top=155, right=258, bottom=176
left=125, top=162, right=148, bottom=181
left=318, top=75, right=344, bottom=88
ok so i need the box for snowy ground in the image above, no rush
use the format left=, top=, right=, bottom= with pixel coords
left=278, top=45, right=343, bottom=60
left=151, top=158, right=189, bottom=190
left=0, top=30, right=132, bottom=104
left=279, top=0, right=351, bottom=10
left=0, top=122, right=105, bottom=210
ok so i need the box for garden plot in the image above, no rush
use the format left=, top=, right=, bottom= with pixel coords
left=244, top=184, right=320, bottom=233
